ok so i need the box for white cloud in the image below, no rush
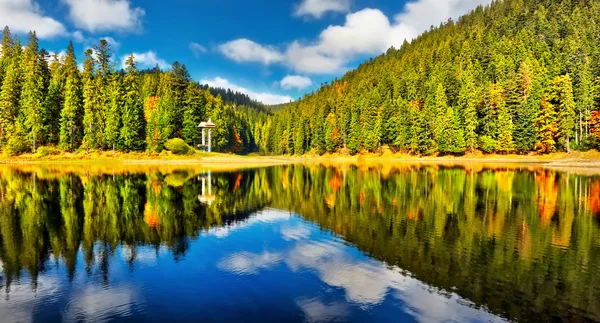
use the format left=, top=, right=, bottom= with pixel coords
left=281, top=224, right=311, bottom=240
left=220, top=0, right=491, bottom=75
left=72, top=30, right=85, bottom=42
left=280, top=75, right=313, bottom=91
left=121, top=51, right=169, bottom=70
left=294, top=0, right=350, bottom=18
left=62, top=0, right=145, bottom=33
left=201, top=77, right=293, bottom=105
left=217, top=251, right=282, bottom=275
left=189, top=42, right=208, bottom=57
left=0, top=0, right=66, bottom=39
left=218, top=39, right=284, bottom=65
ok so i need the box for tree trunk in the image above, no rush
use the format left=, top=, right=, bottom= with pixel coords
left=566, top=136, right=571, bottom=153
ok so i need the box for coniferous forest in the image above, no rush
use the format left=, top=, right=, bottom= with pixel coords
left=267, top=0, right=600, bottom=155
left=2, top=0, right=600, bottom=157
left=0, top=28, right=270, bottom=156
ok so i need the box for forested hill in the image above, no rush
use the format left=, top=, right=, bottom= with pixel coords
left=265, top=0, right=600, bottom=155
left=0, top=27, right=270, bottom=155
left=200, top=85, right=270, bottom=114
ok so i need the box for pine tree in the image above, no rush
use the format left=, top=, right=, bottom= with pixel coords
left=536, top=95, right=557, bottom=153
left=120, top=54, right=145, bottom=151
left=182, top=82, right=206, bottom=146
left=81, top=49, right=97, bottom=151
left=513, top=59, right=539, bottom=152
left=496, top=101, right=514, bottom=153
left=19, top=32, right=45, bottom=152
left=105, top=73, right=123, bottom=152
left=459, top=63, right=478, bottom=152
left=44, top=53, right=63, bottom=145
left=551, top=75, right=576, bottom=152
left=0, top=43, right=21, bottom=150
left=59, top=42, right=83, bottom=151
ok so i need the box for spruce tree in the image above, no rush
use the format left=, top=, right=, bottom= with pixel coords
left=0, top=40, right=22, bottom=152
left=182, top=81, right=206, bottom=146
left=105, top=73, right=123, bottom=152
left=59, top=42, right=83, bottom=151
left=44, top=53, right=63, bottom=145
left=19, top=32, right=45, bottom=152
left=120, top=54, right=145, bottom=151
left=536, top=96, right=557, bottom=153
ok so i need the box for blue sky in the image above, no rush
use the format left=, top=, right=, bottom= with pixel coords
left=1, top=0, right=491, bottom=104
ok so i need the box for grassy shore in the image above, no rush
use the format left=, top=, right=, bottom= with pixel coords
left=1, top=149, right=599, bottom=169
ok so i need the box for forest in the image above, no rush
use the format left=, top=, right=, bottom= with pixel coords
left=0, top=27, right=270, bottom=156
left=2, top=0, right=600, bottom=157
left=267, top=0, right=600, bottom=155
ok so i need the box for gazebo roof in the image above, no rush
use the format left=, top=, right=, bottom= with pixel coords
left=198, top=119, right=216, bottom=128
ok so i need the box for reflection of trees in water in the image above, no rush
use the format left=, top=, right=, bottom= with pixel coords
left=265, top=165, right=600, bottom=322
left=1, top=164, right=599, bottom=321
left=0, top=168, right=270, bottom=290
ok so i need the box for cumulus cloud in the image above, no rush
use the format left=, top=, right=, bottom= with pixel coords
left=218, top=39, right=284, bottom=65
left=294, top=0, right=350, bottom=18
left=189, top=42, right=208, bottom=57
left=201, top=77, right=293, bottom=105
left=220, top=0, right=491, bottom=74
left=0, top=0, right=66, bottom=39
left=121, top=51, right=169, bottom=70
left=280, top=75, right=313, bottom=91
left=62, top=0, right=145, bottom=33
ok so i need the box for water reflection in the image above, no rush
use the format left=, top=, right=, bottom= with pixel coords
left=0, top=164, right=598, bottom=322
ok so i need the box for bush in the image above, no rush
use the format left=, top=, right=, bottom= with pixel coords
left=479, top=136, right=497, bottom=153
left=164, top=138, right=192, bottom=155
left=37, top=146, right=61, bottom=157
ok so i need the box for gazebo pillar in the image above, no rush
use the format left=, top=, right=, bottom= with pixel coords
left=208, top=129, right=212, bottom=152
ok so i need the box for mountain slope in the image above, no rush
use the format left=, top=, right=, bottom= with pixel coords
left=266, top=0, right=600, bottom=155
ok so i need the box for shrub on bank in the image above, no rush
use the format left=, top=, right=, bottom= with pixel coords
left=37, top=146, right=61, bottom=157
left=164, top=138, right=192, bottom=155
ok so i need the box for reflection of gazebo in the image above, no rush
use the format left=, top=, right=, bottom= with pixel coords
left=198, top=119, right=216, bottom=152
left=197, top=171, right=215, bottom=205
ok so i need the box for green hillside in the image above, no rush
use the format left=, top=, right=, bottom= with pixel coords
left=265, top=0, right=600, bottom=155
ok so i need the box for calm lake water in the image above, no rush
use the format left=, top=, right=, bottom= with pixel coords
left=0, top=163, right=599, bottom=322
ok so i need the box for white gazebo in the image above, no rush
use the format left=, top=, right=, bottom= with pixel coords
left=198, top=119, right=216, bottom=152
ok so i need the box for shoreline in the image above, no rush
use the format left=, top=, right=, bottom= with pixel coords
left=0, top=150, right=599, bottom=168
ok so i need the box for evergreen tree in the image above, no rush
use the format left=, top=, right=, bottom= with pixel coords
left=19, top=32, right=45, bottom=152
left=105, top=73, right=123, bottom=152
left=44, top=53, right=63, bottom=145
left=182, top=82, right=206, bottom=146
left=0, top=41, right=21, bottom=150
left=459, top=64, right=478, bottom=152
left=536, top=96, right=557, bottom=153
left=120, top=54, right=145, bottom=151
left=59, top=42, right=83, bottom=151
left=551, top=75, right=576, bottom=152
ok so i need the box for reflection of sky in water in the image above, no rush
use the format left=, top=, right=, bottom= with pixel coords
left=0, top=209, right=504, bottom=322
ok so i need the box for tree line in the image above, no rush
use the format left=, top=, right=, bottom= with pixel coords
left=0, top=27, right=269, bottom=156
left=266, top=0, right=600, bottom=155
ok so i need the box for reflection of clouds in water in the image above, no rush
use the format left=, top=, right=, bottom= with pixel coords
left=217, top=251, right=282, bottom=275
left=285, top=237, right=505, bottom=322
left=63, top=285, right=142, bottom=322
left=286, top=241, right=407, bottom=306
left=206, top=209, right=290, bottom=238
left=393, top=286, right=496, bottom=323
left=296, top=298, right=349, bottom=323
left=0, top=275, right=62, bottom=323
left=214, top=209, right=504, bottom=322
left=281, top=225, right=311, bottom=241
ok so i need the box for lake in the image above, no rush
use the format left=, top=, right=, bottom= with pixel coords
left=0, top=163, right=599, bottom=322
